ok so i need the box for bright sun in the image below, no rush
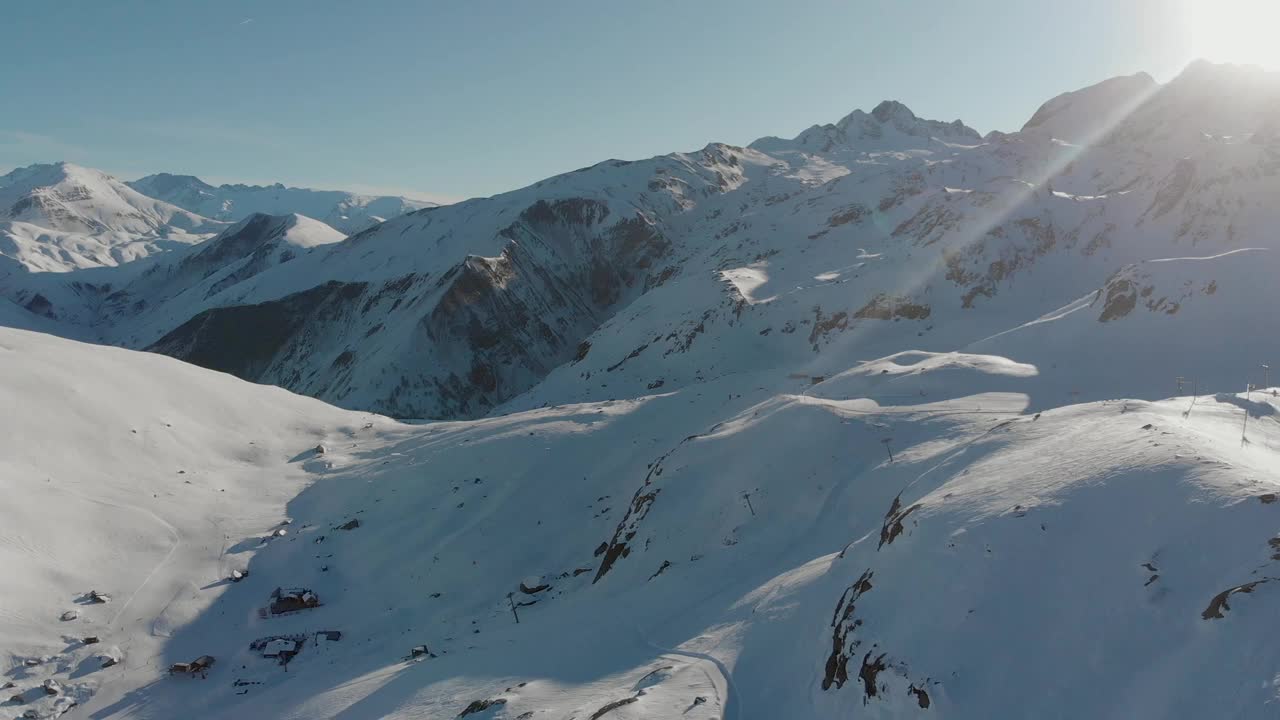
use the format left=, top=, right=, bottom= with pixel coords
left=1183, top=0, right=1280, bottom=70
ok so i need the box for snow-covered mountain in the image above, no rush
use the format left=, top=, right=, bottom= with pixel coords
left=0, top=163, right=225, bottom=277
left=128, top=173, right=439, bottom=234
left=1, top=163, right=216, bottom=237
left=0, top=162, right=361, bottom=348
left=11, top=57, right=1280, bottom=720
left=750, top=98, right=981, bottom=154
left=0, top=212, right=347, bottom=349
left=11, top=62, right=1280, bottom=421
left=6, top=61, right=1240, bottom=421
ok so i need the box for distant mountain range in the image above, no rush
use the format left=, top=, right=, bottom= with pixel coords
left=127, top=173, right=437, bottom=234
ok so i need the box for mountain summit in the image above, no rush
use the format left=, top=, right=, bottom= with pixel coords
left=0, top=162, right=222, bottom=276
left=1, top=162, right=215, bottom=236
left=751, top=99, right=980, bottom=153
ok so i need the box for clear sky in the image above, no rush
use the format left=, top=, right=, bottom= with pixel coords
left=0, top=0, right=1257, bottom=202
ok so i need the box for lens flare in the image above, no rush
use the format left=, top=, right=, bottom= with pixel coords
left=1183, top=0, right=1280, bottom=69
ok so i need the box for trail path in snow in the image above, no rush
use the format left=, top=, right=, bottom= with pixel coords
left=51, top=483, right=183, bottom=631
left=635, top=627, right=739, bottom=720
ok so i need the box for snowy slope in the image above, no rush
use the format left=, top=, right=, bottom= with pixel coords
left=0, top=220, right=210, bottom=276
left=0, top=328, right=381, bottom=719
left=9, top=327, right=1280, bottom=719
left=128, top=173, right=438, bottom=234
left=99, top=213, right=347, bottom=345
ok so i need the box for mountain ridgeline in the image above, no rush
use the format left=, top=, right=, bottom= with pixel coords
left=127, top=173, right=437, bottom=234
left=7, top=61, right=1280, bottom=421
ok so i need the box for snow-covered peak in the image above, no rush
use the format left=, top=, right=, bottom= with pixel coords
left=1167, top=57, right=1279, bottom=89
left=1020, top=71, right=1158, bottom=144
left=220, top=212, right=345, bottom=249
left=0, top=160, right=86, bottom=188
left=1143, top=59, right=1280, bottom=139
left=1, top=162, right=144, bottom=204
left=751, top=99, right=979, bottom=154
left=1, top=161, right=218, bottom=236
left=1024, top=61, right=1280, bottom=148
left=168, top=212, right=344, bottom=292
left=128, top=172, right=218, bottom=198
left=52, top=212, right=352, bottom=341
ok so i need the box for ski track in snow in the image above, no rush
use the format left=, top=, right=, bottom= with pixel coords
left=50, top=483, right=183, bottom=631
left=635, top=627, right=738, bottom=720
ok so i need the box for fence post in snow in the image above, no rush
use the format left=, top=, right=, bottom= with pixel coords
left=1242, top=383, right=1253, bottom=447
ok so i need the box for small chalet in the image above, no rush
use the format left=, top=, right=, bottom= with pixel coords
left=169, top=655, right=215, bottom=677
left=262, top=638, right=303, bottom=664
left=269, top=587, right=320, bottom=615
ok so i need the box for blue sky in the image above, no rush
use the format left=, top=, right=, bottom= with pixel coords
left=2, top=1, right=1208, bottom=202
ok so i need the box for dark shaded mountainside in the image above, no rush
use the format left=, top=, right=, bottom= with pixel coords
left=149, top=197, right=672, bottom=418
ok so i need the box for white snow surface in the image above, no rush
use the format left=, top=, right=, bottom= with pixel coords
left=7, top=322, right=1280, bottom=718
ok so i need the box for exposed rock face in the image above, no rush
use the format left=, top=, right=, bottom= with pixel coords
left=149, top=281, right=368, bottom=382
left=1098, top=277, right=1138, bottom=322
left=421, top=199, right=669, bottom=405
left=150, top=198, right=672, bottom=419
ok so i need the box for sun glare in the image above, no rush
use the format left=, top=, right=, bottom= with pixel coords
left=1184, top=0, right=1280, bottom=70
